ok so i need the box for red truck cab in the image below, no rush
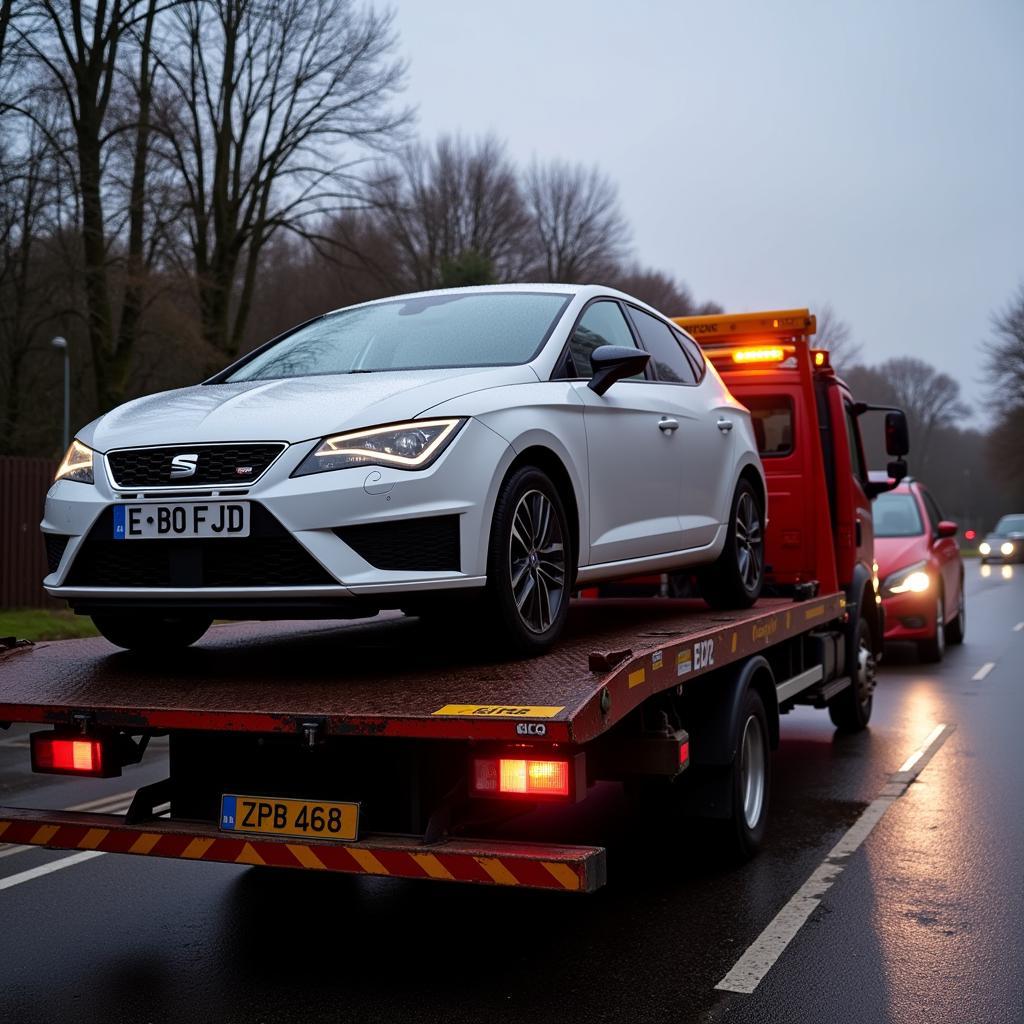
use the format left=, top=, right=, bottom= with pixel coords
left=675, top=310, right=910, bottom=728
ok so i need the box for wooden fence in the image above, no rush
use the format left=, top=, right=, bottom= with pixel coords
left=1, top=456, right=59, bottom=608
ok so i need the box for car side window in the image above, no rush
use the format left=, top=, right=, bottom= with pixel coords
left=921, top=489, right=943, bottom=534
left=673, top=327, right=706, bottom=380
left=627, top=306, right=698, bottom=385
left=567, top=301, right=643, bottom=380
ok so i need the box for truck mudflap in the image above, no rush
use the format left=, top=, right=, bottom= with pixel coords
left=0, top=807, right=606, bottom=893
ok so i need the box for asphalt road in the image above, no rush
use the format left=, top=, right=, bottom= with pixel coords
left=1, top=563, right=1021, bottom=1023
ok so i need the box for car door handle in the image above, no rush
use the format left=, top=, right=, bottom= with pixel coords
left=658, top=417, right=679, bottom=432
left=716, top=418, right=733, bottom=433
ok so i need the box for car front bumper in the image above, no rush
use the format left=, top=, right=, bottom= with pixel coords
left=881, top=589, right=940, bottom=642
left=42, top=419, right=512, bottom=607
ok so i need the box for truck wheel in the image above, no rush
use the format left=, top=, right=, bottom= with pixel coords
left=92, top=612, right=212, bottom=652
left=945, top=585, right=966, bottom=645
left=483, top=466, right=572, bottom=656
left=722, top=688, right=772, bottom=859
left=917, top=595, right=946, bottom=663
left=828, top=615, right=876, bottom=731
left=698, top=479, right=764, bottom=610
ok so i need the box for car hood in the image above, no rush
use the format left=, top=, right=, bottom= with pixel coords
left=874, top=535, right=928, bottom=578
left=80, top=366, right=538, bottom=451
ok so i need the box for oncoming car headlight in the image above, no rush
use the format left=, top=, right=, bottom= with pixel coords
left=54, top=440, right=94, bottom=484
left=293, top=419, right=464, bottom=476
left=884, top=561, right=931, bottom=595
left=1000, top=541, right=1015, bottom=557
left=979, top=542, right=991, bottom=555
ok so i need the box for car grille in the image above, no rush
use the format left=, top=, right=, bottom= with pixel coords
left=106, top=443, right=286, bottom=489
left=334, top=515, right=460, bottom=572
left=44, top=534, right=71, bottom=574
left=65, top=505, right=334, bottom=588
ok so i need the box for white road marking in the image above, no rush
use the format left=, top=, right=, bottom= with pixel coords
left=0, top=851, right=105, bottom=891
left=971, top=662, right=996, bottom=681
left=715, top=723, right=955, bottom=995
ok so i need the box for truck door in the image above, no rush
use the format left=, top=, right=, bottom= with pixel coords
left=841, top=398, right=874, bottom=578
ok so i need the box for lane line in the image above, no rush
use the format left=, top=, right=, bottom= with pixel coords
left=715, top=722, right=955, bottom=995
left=0, top=851, right=105, bottom=891
left=971, top=662, right=996, bottom=681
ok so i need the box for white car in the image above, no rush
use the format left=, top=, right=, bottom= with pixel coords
left=42, top=284, right=766, bottom=654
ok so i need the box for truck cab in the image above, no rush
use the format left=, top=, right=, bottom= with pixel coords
left=675, top=310, right=909, bottom=725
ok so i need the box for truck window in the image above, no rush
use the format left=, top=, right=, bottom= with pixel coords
left=843, top=403, right=867, bottom=484
left=626, top=306, right=698, bottom=385
left=743, top=397, right=794, bottom=456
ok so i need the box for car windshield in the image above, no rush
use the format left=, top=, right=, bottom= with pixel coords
left=873, top=492, right=924, bottom=537
left=994, top=514, right=1024, bottom=535
left=222, top=291, right=572, bottom=381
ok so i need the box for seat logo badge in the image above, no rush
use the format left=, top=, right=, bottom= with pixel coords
left=234, top=466, right=254, bottom=476
left=170, top=453, right=199, bottom=479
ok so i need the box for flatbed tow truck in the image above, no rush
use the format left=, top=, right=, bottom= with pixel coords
left=0, top=310, right=909, bottom=893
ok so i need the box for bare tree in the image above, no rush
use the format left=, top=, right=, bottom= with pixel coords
left=13, top=0, right=165, bottom=413
left=602, top=265, right=720, bottom=318
left=157, top=0, right=409, bottom=358
left=524, top=161, right=628, bottom=282
left=361, top=135, right=531, bottom=291
left=984, top=282, right=1024, bottom=415
left=873, top=357, right=969, bottom=473
left=813, top=303, right=862, bottom=369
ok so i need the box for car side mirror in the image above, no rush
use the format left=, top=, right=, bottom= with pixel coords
left=936, top=520, right=958, bottom=539
left=588, top=346, right=650, bottom=396
left=884, top=410, right=909, bottom=457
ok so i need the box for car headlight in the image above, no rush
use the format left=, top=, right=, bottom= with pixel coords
left=293, top=419, right=464, bottom=476
left=884, top=561, right=931, bottom=595
left=1000, top=541, right=1014, bottom=557
left=979, top=542, right=991, bottom=555
left=54, top=440, right=94, bottom=484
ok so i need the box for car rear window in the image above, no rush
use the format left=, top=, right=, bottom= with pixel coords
left=873, top=492, right=924, bottom=537
left=222, top=292, right=572, bottom=381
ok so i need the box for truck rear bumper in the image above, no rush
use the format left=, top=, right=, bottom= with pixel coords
left=0, top=806, right=606, bottom=893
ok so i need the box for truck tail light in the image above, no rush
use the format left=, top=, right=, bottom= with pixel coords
left=471, top=753, right=583, bottom=801
left=31, top=732, right=119, bottom=777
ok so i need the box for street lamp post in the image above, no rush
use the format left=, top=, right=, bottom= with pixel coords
left=51, top=336, right=69, bottom=452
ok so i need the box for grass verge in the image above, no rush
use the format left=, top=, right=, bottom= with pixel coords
left=0, top=607, right=98, bottom=642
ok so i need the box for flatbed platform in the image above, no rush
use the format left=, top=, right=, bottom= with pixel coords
left=0, top=595, right=843, bottom=745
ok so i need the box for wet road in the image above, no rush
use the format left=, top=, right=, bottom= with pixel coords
left=1, top=564, right=1021, bottom=1023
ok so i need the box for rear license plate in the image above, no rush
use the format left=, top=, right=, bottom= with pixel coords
left=219, top=794, right=360, bottom=842
left=113, top=502, right=250, bottom=540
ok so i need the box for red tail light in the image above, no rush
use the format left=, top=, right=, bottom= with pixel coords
left=472, top=754, right=582, bottom=800
left=31, top=732, right=117, bottom=777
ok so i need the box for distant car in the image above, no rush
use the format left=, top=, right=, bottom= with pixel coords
left=41, top=284, right=766, bottom=655
left=978, top=514, right=1024, bottom=564
left=870, top=475, right=965, bottom=662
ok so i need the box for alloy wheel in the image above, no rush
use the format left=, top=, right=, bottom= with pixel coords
left=508, top=489, right=566, bottom=634
left=734, top=491, right=764, bottom=591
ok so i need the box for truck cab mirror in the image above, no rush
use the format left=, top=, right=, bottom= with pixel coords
left=588, top=346, right=651, bottom=396
left=884, top=411, right=909, bottom=457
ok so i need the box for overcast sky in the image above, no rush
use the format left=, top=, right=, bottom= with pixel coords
left=393, top=0, right=1022, bottom=419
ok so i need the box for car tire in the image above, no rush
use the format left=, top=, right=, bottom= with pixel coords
left=698, top=478, right=765, bottom=610
left=917, top=594, right=946, bottom=663
left=829, top=612, right=876, bottom=732
left=482, top=466, right=573, bottom=656
left=91, top=612, right=213, bottom=652
left=945, top=584, right=966, bottom=645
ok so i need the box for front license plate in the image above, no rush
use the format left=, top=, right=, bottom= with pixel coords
left=113, top=502, right=250, bottom=540
left=219, top=794, right=360, bottom=842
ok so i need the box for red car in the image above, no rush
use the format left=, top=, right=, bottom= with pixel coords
left=871, top=476, right=965, bottom=662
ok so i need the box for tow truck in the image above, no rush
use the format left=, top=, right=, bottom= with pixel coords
left=0, top=309, right=909, bottom=893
